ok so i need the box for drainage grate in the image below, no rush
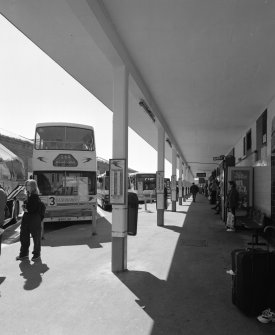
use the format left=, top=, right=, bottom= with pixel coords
left=180, top=239, right=208, bottom=247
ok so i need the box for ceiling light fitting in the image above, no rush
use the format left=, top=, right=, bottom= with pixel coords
left=139, top=100, right=155, bottom=123
left=166, top=138, right=172, bottom=148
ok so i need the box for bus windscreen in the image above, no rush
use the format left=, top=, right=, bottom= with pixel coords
left=136, top=175, right=156, bottom=190
left=35, top=126, right=95, bottom=151
left=35, top=171, right=97, bottom=196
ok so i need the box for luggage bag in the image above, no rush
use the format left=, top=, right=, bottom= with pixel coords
left=231, top=248, right=275, bottom=316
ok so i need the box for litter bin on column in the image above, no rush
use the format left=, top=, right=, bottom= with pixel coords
left=128, top=192, right=139, bottom=235
left=0, top=228, right=4, bottom=256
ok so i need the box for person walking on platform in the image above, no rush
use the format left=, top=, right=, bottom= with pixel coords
left=0, top=185, right=7, bottom=227
left=16, top=179, right=43, bottom=262
left=226, top=181, right=239, bottom=232
left=190, top=183, right=199, bottom=202
left=164, top=186, right=168, bottom=210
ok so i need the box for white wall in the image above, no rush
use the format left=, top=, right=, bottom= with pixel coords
left=234, top=137, right=243, bottom=164
left=232, top=96, right=275, bottom=217
left=235, top=121, right=257, bottom=167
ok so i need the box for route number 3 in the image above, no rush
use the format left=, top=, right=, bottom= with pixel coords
left=48, top=196, right=56, bottom=206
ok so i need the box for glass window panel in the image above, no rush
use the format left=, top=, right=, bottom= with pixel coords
left=35, top=171, right=97, bottom=195
left=137, top=175, right=156, bottom=190
left=104, top=176, right=110, bottom=190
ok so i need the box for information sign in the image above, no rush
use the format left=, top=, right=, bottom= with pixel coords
left=109, top=159, right=126, bottom=205
left=137, top=181, right=143, bottom=194
left=156, top=171, right=164, bottom=193
left=171, top=175, right=177, bottom=190
left=171, top=175, right=177, bottom=201
left=213, top=155, right=225, bottom=161
left=178, top=178, right=182, bottom=197
left=228, top=167, right=253, bottom=213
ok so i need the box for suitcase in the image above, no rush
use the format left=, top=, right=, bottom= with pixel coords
left=231, top=248, right=275, bottom=316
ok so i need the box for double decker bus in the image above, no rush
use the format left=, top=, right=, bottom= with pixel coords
left=32, top=122, right=97, bottom=223
left=97, top=171, right=111, bottom=210
left=128, top=172, right=156, bottom=202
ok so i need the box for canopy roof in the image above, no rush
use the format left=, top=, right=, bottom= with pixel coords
left=1, top=0, right=275, bottom=177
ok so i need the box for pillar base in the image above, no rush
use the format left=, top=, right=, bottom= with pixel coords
left=172, top=201, right=176, bottom=212
left=157, top=209, right=164, bottom=226
left=112, top=236, right=127, bottom=272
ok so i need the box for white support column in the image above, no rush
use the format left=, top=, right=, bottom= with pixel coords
left=157, top=122, right=165, bottom=226
left=178, top=158, right=183, bottom=205
left=183, top=164, right=187, bottom=200
left=182, top=164, right=185, bottom=201
left=186, top=166, right=190, bottom=195
left=171, top=147, right=177, bottom=212
left=112, top=65, right=128, bottom=273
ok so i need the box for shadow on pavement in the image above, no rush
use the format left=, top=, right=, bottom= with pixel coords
left=116, top=270, right=176, bottom=332
left=19, top=259, right=49, bottom=290
left=0, top=277, right=6, bottom=285
left=42, top=216, right=112, bottom=249
left=117, top=195, right=270, bottom=335
left=161, top=225, right=183, bottom=234
left=165, top=210, right=188, bottom=214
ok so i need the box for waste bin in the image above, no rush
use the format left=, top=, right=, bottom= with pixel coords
left=0, top=228, right=4, bottom=256
left=128, top=192, right=139, bottom=235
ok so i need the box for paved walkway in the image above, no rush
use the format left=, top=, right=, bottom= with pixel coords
left=1, top=194, right=274, bottom=335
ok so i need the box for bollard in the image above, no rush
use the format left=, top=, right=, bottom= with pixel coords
left=128, top=192, right=139, bottom=235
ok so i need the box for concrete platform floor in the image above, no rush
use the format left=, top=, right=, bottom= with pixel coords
left=1, top=194, right=274, bottom=335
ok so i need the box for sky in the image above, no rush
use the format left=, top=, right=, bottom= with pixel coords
left=0, top=15, right=172, bottom=177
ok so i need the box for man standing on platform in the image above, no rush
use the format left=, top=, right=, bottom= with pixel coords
left=190, top=183, right=199, bottom=202
left=226, top=181, right=239, bottom=232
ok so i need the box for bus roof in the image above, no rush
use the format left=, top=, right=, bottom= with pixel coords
left=35, top=122, right=94, bottom=130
